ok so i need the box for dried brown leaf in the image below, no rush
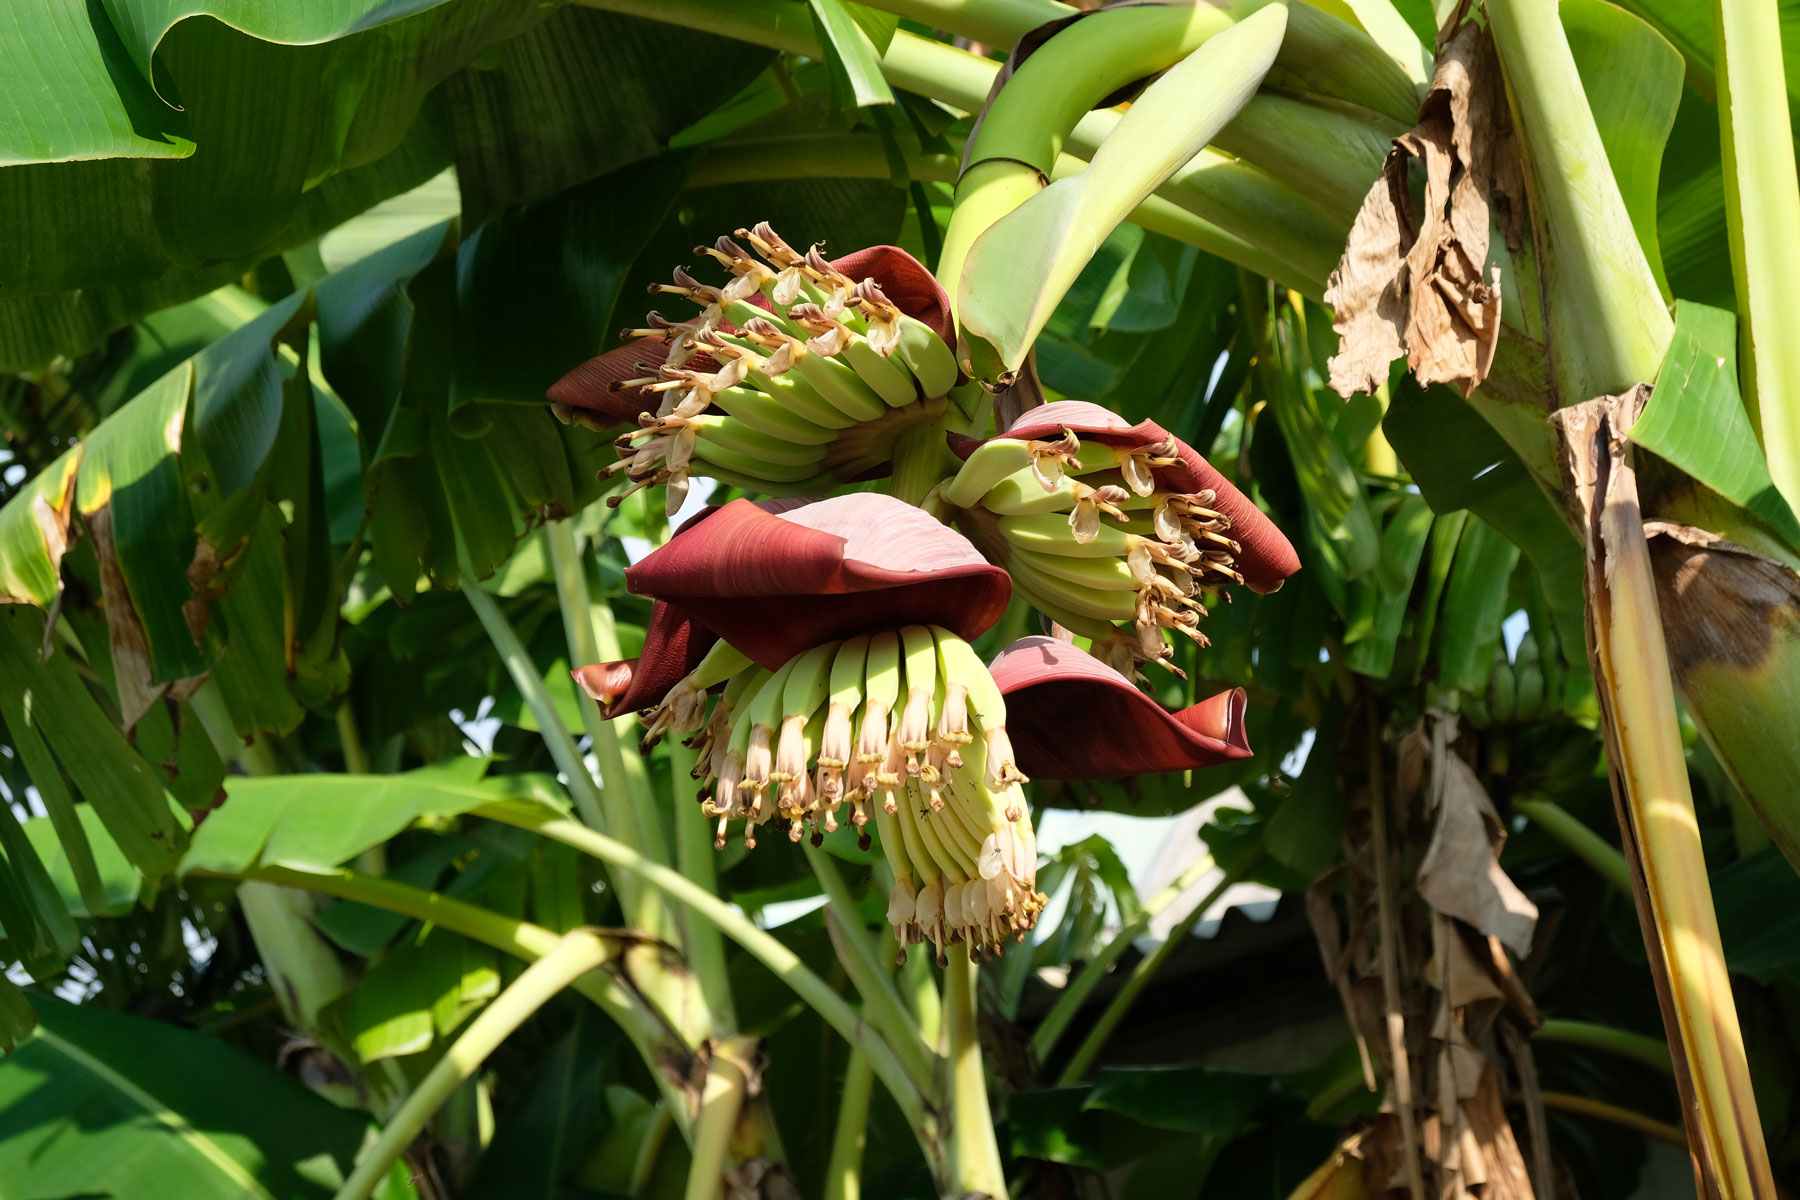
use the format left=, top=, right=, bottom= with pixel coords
left=1326, top=21, right=1510, bottom=400
left=1417, top=751, right=1538, bottom=957
left=86, top=506, right=165, bottom=732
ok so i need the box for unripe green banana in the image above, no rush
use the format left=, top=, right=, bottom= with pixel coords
left=998, top=512, right=1135, bottom=558
left=1011, top=545, right=1138, bottom=592
left=1486, top=646, right=1516, bottom=725
left=780, top=642, right=839, bottom=724
left=1512, top=630, right=1544, bottom=720
left=1006, top=552, right=1138, bottom=622
left=862, top=630, right=903, bottom=714
left=707, top=386, right=841, bottom=445
left=893, top=315, right=958, bottom=397
left=790, top=350, right=888, bottom=422
left=941, top=439, right=1040, bottom=509
left=690, top=640, right=756, bottom=691
left=930, top=626, right=1007, bottom=731
left=1461, top=687, right=1491, bottom=728
left=982, top=468, right=1085, bottom=516
left=690, top=442, right=829, bottom=483
left=899, top=625, right=939, bottom=707
left=842, top=338, right=918, bottom=406
left=689, top=414, right=831, bottom=468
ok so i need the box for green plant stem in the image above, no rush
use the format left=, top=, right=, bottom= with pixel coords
left=460, top=575, right=607, bottom=830
left=808, top=844, right=942, bottom=1093
left=1514, top=797, right=1631, bottom=894
left=938, top=0, right=1263, bottom=297
left=335, top=700, right=371, bottom=774
left=889, top=421, right=953, bottom=505
left=666, top=737, right=737, bottom=1030
left=692, top=134, right=1327, bottom=295
left=823, top=1047, right=876, bottom=1200
left=1058, top=854, right=1255, bottom=1083
left=541, top=523, right=670, bottom=939
left=944, top=945, right=1006, bottom=1197
left=856, top=0, right=1420, bottom=123
left=1534, top=1018, right=1674, bottom=1074
left=903, top=949, right=945, bottom=1051
left=333, top=929, right=623, bottom=1200
left=1031, top=851, right=1219, bottom=1063
left=480, top=805, right=936, bottom=1136
left=1715, top=0, right=1800, bottom=511
left=1486, top=0, right=1672, bottom=403
left=1536, top=1091, right=1686, bottom=1147
left=686, top=1035, right=758, bottom=1200
left=577, top=0, right=1351, bottom=295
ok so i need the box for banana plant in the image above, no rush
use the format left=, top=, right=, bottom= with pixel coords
left=7, top=0, right=1800, bottom=1196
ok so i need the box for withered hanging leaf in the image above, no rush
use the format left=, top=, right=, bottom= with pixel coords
left=1415, top=723, right=1538, bottom=957
left=1326, top=21, right=1512, bottom=399
left=85, top=507, right=165, bottom=732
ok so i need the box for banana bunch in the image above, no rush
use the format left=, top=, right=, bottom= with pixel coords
left=602, top=223, right=962, bottom=515
left=939, top=431, right=1245, bottom=674
left=640, top=624, right=1044, bottom=962
left=1460, top=622, right=1566, bottom=727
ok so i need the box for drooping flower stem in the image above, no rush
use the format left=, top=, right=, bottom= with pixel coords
left=332, top=930, right=624, bottom=1200
left=547, top=521, right=674, bottom=873
left=1533, top=1019, right=1675, bottom=1075
left=945, top=945, right=1008, bottom=1198
left=575, top=0, right=1372, bottom=300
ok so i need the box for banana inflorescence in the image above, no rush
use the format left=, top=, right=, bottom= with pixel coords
left=636, top=624, right=1043, bottom=962
left=941, top=430, right=1246, bottom=675
left=602, top=224, right=963, bottom=514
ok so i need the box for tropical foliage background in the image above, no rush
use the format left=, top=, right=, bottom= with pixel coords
left=3, top=0, right=1800, bottom=1196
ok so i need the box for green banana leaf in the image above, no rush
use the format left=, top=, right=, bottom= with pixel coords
left=1631, top=301, right=1800, bottom=550
left=0, top=2, right=770, bottom=369
left=0, top=993, right=416, bottom=1200
left=181, top=756, right=566, bottom=876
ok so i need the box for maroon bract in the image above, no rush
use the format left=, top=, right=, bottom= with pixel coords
left=990, top=636, right=1251, bottom=778
left=572, top=598, right=715, bottom=719
left=950, top=399, right=1300, bottom=592
left=625, top=495, right=1011, bottom=669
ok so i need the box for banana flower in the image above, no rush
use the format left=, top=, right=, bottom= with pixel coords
left=938, top=400, right=1300, bottom=672
left=547, top=227, right=964, bottom=514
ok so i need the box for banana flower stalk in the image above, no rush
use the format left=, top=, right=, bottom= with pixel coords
left=548, top=228, right=966, bottom=513
left=573, top=494, right=1267, bottom=964
left=938, top=400, right=1300, bottom=672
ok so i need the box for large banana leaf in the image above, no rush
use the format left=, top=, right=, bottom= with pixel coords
left=0, top=993, right=415, bottom=1200
left=0, top=1, right=771, bottom=370
left=181, top=757, right=566, bottom=877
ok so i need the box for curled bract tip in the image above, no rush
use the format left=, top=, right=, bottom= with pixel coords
left=989, top=635, right=1251, bottom=779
